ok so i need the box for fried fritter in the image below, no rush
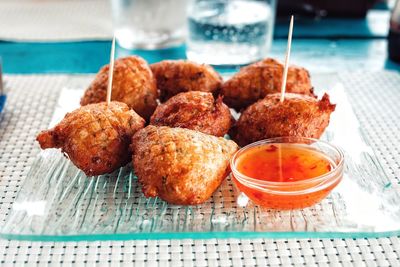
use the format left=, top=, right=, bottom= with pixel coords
left=37, top=102, right=145, bottom=176
left=231, top=93, right=336, bottom=146
left=150, top=60, right=222, bottom=102
left=80, top=56, right=158, bottom=120
left=131, top=126, right=239, bottom=205
left=221, top=58, right=314, bottom=110
left=150, top=91, right=232, bottom=137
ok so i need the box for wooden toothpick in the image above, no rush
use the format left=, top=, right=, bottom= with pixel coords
left=280, top=15, right=294, bottom=103
left=106, top=35, right=116, bottom=106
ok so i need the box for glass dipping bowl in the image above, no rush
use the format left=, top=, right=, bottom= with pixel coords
left=230, top=137, right=345, bottom=210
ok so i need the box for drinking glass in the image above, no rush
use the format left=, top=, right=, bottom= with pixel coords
left=186, top=0, right=276, bottom=66
left=111, top=0, right=187, bottom=49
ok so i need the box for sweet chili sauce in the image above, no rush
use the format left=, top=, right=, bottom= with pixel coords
left=232, top=143, right=342, bottom=209
left=237, top=144, right=331, bottom=182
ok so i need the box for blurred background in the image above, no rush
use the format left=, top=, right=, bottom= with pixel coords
left=278, top=0, right=388, bottom=17
left=0, top=0, right=398, bottom=74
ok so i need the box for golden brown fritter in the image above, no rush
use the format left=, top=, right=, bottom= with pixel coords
left=150, top=91, right=232, bottom=137
left=231, top=93, right=336, bottom=146
left=221, top=58, right=314, bottom=110
left=37, top=102, right=145, bottom=176
left=80, top=56, right=158, bottom=120
left=150, top=60, right=223, bottom=102
left=131, top=126, right=238, bottom=205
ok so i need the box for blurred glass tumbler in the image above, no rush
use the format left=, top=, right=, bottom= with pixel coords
left=187, top=0, right=276, bottom=66
left=111, top=0, right=187, bottom=49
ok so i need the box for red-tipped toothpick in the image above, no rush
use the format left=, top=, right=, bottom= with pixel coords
left=280, top=15, right=294, bottom=103
left=106, top=35, right=116, bottom=106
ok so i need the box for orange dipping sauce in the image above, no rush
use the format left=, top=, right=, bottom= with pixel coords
left=231, top=139, right=344, bottom=210
left=236, top=144, right=332, bottom=183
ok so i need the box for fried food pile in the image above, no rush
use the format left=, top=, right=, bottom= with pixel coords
left=220, top=58, right=314, bottom=111
left=131, top=126, right=238, bottom=205
left=81, top=56, right=158, bottom=120
left=151, top=60, right=223, bottom=102
left=150, top=91, right=232, bottom=137
left=37, top=102, right=145, bottom=176
left=37, top=56, right=337, bottom=205
left=230, top=93, right=336, bottom=146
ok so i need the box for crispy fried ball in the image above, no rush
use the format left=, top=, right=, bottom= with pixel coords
left=131, top=126, right=238, bottom=205
left=231, top=93, right=336, bottom=146
left=150, top=91, right=232, bottom=137
left=150, top=60, right=223, bottom=102
left=80, top=56, right=158, bottom=120
left=221, top=58, right=314, bottom=110
left=37, top=102, right=145, bottom=176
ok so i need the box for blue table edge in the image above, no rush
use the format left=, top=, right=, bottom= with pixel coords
left=0, top=94, right=6, bottom=113
left=1, top=230, right=399, bottom=242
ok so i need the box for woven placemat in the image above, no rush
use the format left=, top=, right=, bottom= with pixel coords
left=0, top=73, right=399, bottom=265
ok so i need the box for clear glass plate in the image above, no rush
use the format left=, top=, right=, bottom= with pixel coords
left=1, top=74, right=400, bottom=241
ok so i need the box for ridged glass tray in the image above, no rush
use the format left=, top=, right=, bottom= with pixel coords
left=1, top=74, right=400, bottom=241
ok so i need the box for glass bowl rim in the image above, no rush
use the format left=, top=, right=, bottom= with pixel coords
left=230, top=136, right=345, bottom=188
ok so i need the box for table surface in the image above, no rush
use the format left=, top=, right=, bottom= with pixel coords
left=0, top=6, right=400, bottom=266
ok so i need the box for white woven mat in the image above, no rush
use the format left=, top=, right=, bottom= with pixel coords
left=0, top=0, right=111, bottom=41
left=0, top=73, right=399, bottom=266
